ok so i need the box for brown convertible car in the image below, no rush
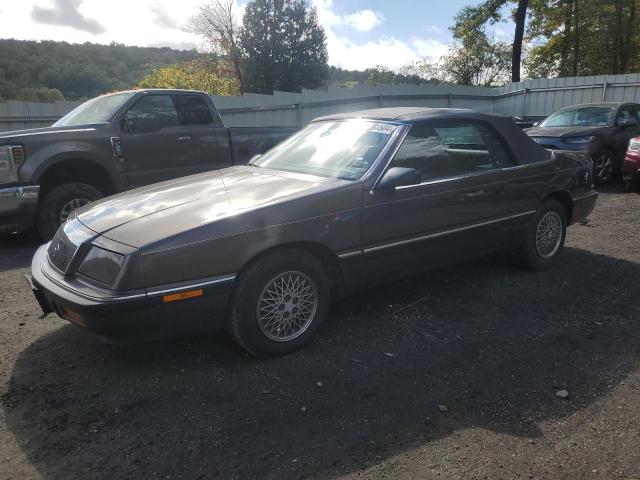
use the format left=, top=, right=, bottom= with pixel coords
left=29, top=107, right=598, bottom=356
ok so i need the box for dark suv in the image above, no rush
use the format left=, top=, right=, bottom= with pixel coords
left=525, top=102, right=640, bottom=183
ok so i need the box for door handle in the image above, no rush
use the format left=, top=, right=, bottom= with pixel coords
left=178, top=136, right=192, bottom=143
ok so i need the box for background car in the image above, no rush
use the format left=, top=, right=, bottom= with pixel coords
left=525, top=102, right=640, bottom=184
left=623, top=136, right=640, bottom=190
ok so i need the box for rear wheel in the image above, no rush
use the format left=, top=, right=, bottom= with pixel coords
left=228, top=249, right=330, bottom=356
left=593, top=149, right=616, bottom=184
left=36, top=182, right=103, bottom=240
left=516, top=199, right=567, bottom=270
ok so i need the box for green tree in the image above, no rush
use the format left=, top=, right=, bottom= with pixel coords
left=451, top=0, right=530, bottom=82
left=188, top=0, right=245, bottom=93
left=526, top=0, right=640, bottom=78
left=239, top=0, right=328, bottom=94
left=441, top=38, right=512, bottom=86
left=138, top=57, right=240, bottom=96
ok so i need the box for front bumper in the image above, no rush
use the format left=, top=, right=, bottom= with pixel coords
left=0, top=184, right=39, bottom=233
left=29, top=244, right=233, bottom=341
left=572, top=190, right=598, bottom=224
left=623, top=154, right=640, bottom=183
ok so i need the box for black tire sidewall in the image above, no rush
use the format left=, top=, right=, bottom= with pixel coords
left=229, top=250, right=330, bottom=357
left=36, top=183, right=103, bottom=240
left=522, top=199, right=567, bottom=270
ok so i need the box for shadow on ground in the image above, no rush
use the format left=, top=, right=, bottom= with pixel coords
left=0, top=232, right=40, bottom=272
left=4, top=247, right=640, bottom=479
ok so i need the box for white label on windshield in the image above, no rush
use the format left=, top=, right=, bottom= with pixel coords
left=368, top=123, right=397, bottom=134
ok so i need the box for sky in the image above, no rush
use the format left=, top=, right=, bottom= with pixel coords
left=0, top=0, right=514, bottom=71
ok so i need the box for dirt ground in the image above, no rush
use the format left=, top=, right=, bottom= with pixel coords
left=0, top=186, right=639, bottom=480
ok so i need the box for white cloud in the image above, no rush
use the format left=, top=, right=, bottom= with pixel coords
left=343, top=10, right=383, bottom=32
left=313, top=0, right=449, bottom=71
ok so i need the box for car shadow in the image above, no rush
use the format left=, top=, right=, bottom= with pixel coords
left=3, top=247, right=640, bottom=479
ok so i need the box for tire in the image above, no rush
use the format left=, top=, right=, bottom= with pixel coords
left=593, top=149, right=616, bottom=184
left=36, top=182, right=103, bottom=240
left=516, top=198, right=567, bottom=270
left=228, top=249, right=331, bottom=357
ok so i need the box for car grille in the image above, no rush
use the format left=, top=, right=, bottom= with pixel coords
left=48, top=230, right=79, bottom=274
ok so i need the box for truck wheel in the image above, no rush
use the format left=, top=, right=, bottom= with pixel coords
left=36, top=182, right=103, bottom=240
left=228, top=249, right=331, bottom=357
left=593, top=149, right=616, bottom=184
left=516, top=198, right=567, bottom=270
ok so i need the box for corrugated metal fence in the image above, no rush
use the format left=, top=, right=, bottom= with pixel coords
left=2, top=73, right=640, bottom=132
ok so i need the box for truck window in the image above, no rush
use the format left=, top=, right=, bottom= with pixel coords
left=124, top=95, right=180, bottom=134
left=178, top=95, right=218, bottom=126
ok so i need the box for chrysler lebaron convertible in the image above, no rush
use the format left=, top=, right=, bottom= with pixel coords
left=29, top=108, right=598, bottom=356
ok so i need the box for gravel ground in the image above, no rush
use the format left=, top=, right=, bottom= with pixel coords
left=0, top=186, right=639, bottom=480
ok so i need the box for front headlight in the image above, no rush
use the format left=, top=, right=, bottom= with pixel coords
left=564, top=135, right=595, bottom=144
left=78, top=246, right=124, bottom=286
left=0, top=146, right=18, bottom=184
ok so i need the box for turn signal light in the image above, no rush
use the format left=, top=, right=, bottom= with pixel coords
left=163, top=289, right=203, bottom=303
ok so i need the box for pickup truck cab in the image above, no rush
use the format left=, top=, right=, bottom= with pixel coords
left=0, top=89, right=296, bottom=239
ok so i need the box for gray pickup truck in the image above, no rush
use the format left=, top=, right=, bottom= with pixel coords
left=0, top=89, right=296, bottom=239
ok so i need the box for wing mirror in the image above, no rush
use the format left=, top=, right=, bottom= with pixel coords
left=376, top=167, right=421, bottom=191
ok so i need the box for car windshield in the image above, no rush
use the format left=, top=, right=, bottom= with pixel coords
left=540, top=105, right=616, bottom=127
left=53, top=92, right=135, bottom=127
left=252, top=120, right=398, bottom=180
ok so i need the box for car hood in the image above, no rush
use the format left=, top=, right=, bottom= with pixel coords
left=524, top=125, right=606, bottom=138
left=0, top=123, right=109, bottom=143
left=75, top=166, right=341, bottom=248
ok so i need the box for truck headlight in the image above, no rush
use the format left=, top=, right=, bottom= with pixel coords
left=78, top=246, right=124, bottom=286
left=0, top=145, right=21, bottom=184
left=564, top=135, right=594, bottom=144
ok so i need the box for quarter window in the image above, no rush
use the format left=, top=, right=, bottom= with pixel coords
left=390, top=121, right=516, bottom=182
left=124, top=95, right=180, bottom=133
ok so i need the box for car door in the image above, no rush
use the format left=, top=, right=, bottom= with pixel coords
left=175, top=94, right=233, bottom=172
left=361, top=119, right=517, bottom=283
left=119, top=93, right=194, bottom=187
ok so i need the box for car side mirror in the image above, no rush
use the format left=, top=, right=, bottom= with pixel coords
left=376, top=167, right=421, bottom=191
left=618, top=118, right=639, bottom=128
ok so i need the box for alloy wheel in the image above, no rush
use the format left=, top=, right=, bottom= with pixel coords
left=256, top=271, right=318, bottom=342
left=535, top=211, right=563, bottom=259
left=59, top=198, right=91, bottom=224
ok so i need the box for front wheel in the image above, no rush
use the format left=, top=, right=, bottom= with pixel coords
left=228, top=249, right=331, bottom=356
left=516, top=199, right=567, bottom=270
left=36, top=182, right=103, bottom=240
left=593, top=149, right=616, bottom=184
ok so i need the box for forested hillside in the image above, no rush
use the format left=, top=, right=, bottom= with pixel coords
left=0, top=39, right=200, bottom=101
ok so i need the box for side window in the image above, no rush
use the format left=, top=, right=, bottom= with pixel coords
left=616, top=106, right=639, bottom=124
left=178, top=95, right=218, bottom=126
left=124, top=95, right=179, bottom=133
left=390, top=121, right=515, bottom=182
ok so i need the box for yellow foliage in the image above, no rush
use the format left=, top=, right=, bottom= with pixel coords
left=138, top=58, right=240, bottom=96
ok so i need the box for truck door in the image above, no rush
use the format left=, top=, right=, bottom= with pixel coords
left=119, top=93, right=210, bottom=187
left=175, top=94, right=232, bottom=171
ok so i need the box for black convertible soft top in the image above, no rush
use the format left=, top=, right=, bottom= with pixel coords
left=312, top=107, right=552, bottom=165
